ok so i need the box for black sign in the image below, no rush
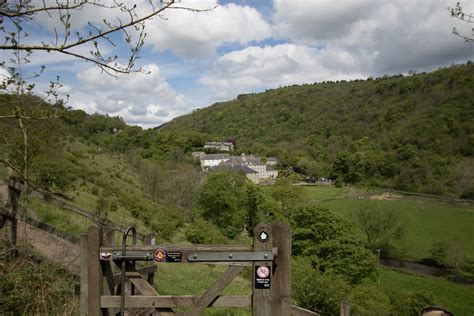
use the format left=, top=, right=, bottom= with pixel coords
left=255, top=265, right=271, bottom=289
left=166, top=252, right=182, bottom=263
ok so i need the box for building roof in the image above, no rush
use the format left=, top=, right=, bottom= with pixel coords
left=201, top=154, right=231, bottom=160
left=213, top=163, right=258, bottom=174
left=266, top=165, right=276, bottom=171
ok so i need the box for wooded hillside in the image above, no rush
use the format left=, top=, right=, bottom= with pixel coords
left=160, top=63, right=474, bottom=198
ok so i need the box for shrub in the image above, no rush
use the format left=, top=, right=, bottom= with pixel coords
left=184, top=218, right=228, bottom=244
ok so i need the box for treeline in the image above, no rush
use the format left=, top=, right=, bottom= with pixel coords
left=161, top=63, right=474, bottom=198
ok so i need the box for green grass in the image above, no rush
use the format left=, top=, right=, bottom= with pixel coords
left=379, top=268, right=474, bottom=315
left=300, top=185, right=365, bottom=201
left=319, top=196, right=474, bottom=259
left=28, top=197, right=92, bottom=237
left=154, top=264, right=252, bottom=315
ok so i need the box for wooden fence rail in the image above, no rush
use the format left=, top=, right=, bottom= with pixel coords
left=6, top=179, right=146, bottom=241
left=82, top=223, right=320, bottom=316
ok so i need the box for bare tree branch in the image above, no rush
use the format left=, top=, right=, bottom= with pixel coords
left=0, top=0, right=216, bottom=74
left=448, top=2, right=474, bottom=42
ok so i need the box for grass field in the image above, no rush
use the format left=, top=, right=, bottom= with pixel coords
left=380, top=268, right=474, bottom=315
left=154, top=264, right=252, bottom=315
left=293, top=185, right=474, bottom=260
left=300, top=185, right=365, bottom=200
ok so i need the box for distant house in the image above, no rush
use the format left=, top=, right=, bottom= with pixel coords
left=204, top=141, right=234, bottom=151
left=213, top=163, right=259, bottom=183
left=266, top=157, right=278, bottom=166
left=206, top=153, right=278, bottom=184
left=192, top=151, right=205, bottom=159
left=200, top=154, right=231, bottom=169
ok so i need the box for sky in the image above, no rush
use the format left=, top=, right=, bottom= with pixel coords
left=1, top=0, right=473, bottom=128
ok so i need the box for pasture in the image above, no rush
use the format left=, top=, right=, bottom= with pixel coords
left=380, top=268, right=474, bottom=315
left=298, top=185, right=474, bottom=260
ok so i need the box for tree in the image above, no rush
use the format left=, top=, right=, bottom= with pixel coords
left=0, top=1, right=212, bottom=244
left=292, top=257, right=351, bottom=316
left=0, top=0, right=213, bottom=74
left=292, top=205, right=377, bottom=284
left=197, top=171, right=247, bottom=239
left=271, top=177, right=303, bottom=217
left=354, top=202, right=406, bottom=258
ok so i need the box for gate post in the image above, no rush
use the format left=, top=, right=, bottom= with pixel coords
left=271, top=221, right=291, bottom=316
left=7, top=178, right=21, bottom=245
left=87, top=225, right=103, bottom=316
left=253, top=223, right=273, bottom=316
left=80, top=233, right=89, bottom=316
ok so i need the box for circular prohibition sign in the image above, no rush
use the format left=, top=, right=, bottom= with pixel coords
left=256, top=265, right=270, bottom=279
left=153, top=248, right=167, bottom=262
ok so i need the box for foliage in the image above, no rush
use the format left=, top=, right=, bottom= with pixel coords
left=291, top=205, right=377, bottom=284
left=197, top=171, right=265, bottom=239
left=354, top=202, right=406, bottom=258
left=292, top=257, right=351, bottom=316
left=0, top=243, right=78, bottom=315
left=161, top=63, right=474, bottom=197
left=270, top=178, right=303, bottom=217
left=349, top=283, right=392, bottom=316
left=184, top=218, right=228, bottom=244
left=149, top=208, right=185, bottom=242
left=428, top=240, right=466, bottom=269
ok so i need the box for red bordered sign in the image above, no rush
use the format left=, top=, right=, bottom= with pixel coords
left=154, top=248, right=167, bottom=262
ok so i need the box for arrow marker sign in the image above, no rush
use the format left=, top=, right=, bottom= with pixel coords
left=259, top=231, right=268, bottom=242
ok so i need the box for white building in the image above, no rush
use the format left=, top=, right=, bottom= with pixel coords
left=204, top=141, right=234, bottom=151
left=200, top=154, right=230, bottom=169
left=209, top=153, right=278, bottom=184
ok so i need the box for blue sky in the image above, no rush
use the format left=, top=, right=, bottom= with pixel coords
left=1, top=0, right=473, bottom=128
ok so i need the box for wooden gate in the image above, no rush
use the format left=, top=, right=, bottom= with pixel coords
left=81, top=222, right=318, bottom=316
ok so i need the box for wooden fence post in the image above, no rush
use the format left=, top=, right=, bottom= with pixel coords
left=80, top=233, right=89, bottom=316
left=271, top=221, right=291, bottom=316
left=7, top=179, right=21, bottom=245
left=101, top=226, right=116, bottom=315
left=88, top=225, right=103, bottom=316
left=253, top=223, right=273, bottom=316
left=341, top=301, right=350, bottom=316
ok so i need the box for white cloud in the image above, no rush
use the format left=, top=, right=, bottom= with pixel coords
left=73, top=63, right=187, bottom=128
left=201, top=44, right=369, bottom=99
left=145, top=1, right=272, bottom=58
left=273, top=0, right=379, bottom=43
left=273, top=0, right=473, bottom=75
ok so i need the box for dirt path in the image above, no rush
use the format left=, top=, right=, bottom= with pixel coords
left=16, top=220, right=81, bottom=275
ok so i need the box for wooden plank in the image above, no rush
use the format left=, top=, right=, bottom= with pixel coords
left=271, top=221, right=292, bottom=316
left=187, top=265, right=243, bottom=316
left=125, top=264, right=159, bottom=296
left=0, top=207, right=79, bottom=243
left=88, top=225, right=103, bottom=316
left=291, top=305, right=321, bottom=316
left=100, top=244, right=253, bottom=253
left=8, top=179, right=146, bottom=240
left=253, top=224, right=273, bottom=316
left=80, top=234, right=88, bottom=316
left=113, top=265, right=157, bottom=285
left=100, top=295, right=252, bottom=308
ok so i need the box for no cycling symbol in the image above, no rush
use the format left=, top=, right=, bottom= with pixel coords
left=255, top=265, right=271, bottom=289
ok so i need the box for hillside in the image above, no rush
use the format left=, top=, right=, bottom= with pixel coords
left=161, top=63, right=474, bottom=197
left=1, top=70, right=474, bottom=314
